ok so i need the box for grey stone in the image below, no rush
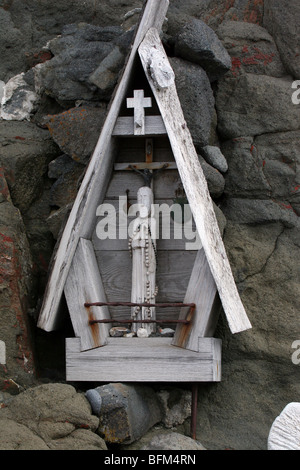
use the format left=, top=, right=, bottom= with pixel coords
left=89, top=46, right=125, bottom=92
left=222, top=197, right=300, bottom=229
left=85, top=389, right=103, bottom=416
left=1, top=383, right=100, bottom=441
left=157, top=388, right=191, bottom=428
left=141, top=431, right=206, bottom=451
left=217, top=21, right=287, bottom=78
left=222, top=132, right=300, bottom=212
left=46, top=204, right=72, bottom=240
left=263, top=0, right=300, bottom=78
left=199, top=155, right=225, bottom=199
left=96, top=383, right=162, bottom=444
left=170, top=57, right=217, bottom=149
left=0, top=199, right=35, bottom=389
left=174, top=18, right=232, bottom=81
left=34, top=23, right=124, bottom=103
left=0, top=121, right=60, bottom=212
left=0, top=418, right=49, bottom=450
left=216, top=74, right=300, bottom=139
left=46, top=105, right=107, bottom=164
left=49, top=428, right=107, bottom=450
left=200, top=145, right=228, bottom=173
left=0, top=383, right=108, bottom=450
left=49, top=157, right=85, bottom=209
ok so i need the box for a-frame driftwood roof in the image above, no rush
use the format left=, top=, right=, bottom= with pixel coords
left=37, top=0, right=251, bottom=337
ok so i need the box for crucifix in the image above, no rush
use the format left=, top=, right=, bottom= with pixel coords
left=114, top=89, right=176, bottom=336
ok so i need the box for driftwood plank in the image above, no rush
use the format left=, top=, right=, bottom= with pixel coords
left=64, top=238, right=111, bottom=351
left=37, top=0, right=170, bottom=332
left=66, top=337, right=221, bottom=382
left=172, top=248, right=221, bottom=351
left=138, top=28, right=252, bottom=334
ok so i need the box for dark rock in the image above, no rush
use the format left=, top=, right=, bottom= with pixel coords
left=0, top=198, right=35, bottom=389
left=0, top=121, right=60, bottom=212
left=0, top=0, right=141, bottom=82
left=222, top=131, right=300, bottom=213
left=263, top=0, right=300, bottom=78
left=85, top=389, right=102, bottom=416
left=49, top=156, right=85, bottom=209
left=34, top=24, right=124, bottom=103
left=199, top=155, right=225, bottom=199
left=217, top=21, right=287, bottom=78
left=89, top=46, right=125, bottom=93
left=222, top=198, right=300, bottom=229
left=216, top=74, right=300, bottom=139
left=96, top=383, right=162, bottom=444
left=46, top=105, right=107, bottom=164
left=174, top=18, right=232, bottom=81
left=170, top=57, right=217, bottom=149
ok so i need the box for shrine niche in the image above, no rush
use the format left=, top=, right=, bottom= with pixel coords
left=37, top=0, right=251, bottom=384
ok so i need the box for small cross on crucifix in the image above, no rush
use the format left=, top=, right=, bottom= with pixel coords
left=127, top=90, right=152, bottom=135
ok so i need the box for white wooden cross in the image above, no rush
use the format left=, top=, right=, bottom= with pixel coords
left=127, top=89, right=152, bottom=135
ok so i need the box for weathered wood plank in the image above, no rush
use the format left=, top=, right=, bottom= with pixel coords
left=37, top=0, right=170, bottom=332
left=105, top=170, right=183, bottom=200
left=66, top=337, right=222, bottom=382
left=113, top=115, right=166, bottom=136
left=126, top=89, right=152, bottom=136
left=172, top=248, right=222, bottom=351
left=138, top=28, right=252, bottom=334
left=64, top=238, right=111, bottom=351
left=94, top=250, right=197, bottom=320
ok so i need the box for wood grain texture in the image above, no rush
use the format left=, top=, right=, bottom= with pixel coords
left=64, top=238, right=111, bottom=351
left=172, top=248, right=222, bottom=351
left=94, top=250, right=197, bottom=320
left=66, top=337, right=222, bottom=382
left=37, top=0, right=170, bottom=332
left=138, top=28, right=251, bottom=334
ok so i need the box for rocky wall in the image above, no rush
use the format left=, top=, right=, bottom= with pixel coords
left=0, top=0, right=299, bottom=450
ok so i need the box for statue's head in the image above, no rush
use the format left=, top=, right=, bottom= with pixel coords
left=137, top=186, right=153, bottom=218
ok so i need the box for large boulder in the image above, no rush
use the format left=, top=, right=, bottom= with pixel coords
left=170, top=57, right=217, bottom=149
left=217, top=21, right=287, bottom=78
left=92, top=383, right=162, bottom=444
left=0, top=121, right=60, bottom=212
left=0, top=383, right=107, bottom=450
left=0, top=192, right=35, bottom=390
left=46, top=105, right=107, bottom=164
left=174, top=18, right=232, bottom=81
left=216, top=73, right=300, bottom=139
left=222, top=132, right=300, bottom=214
left=34, top=23, right=126, bottom=103
left=263, top=0, right=300, bottom=78
left=0, top=0, right=141, bottom=82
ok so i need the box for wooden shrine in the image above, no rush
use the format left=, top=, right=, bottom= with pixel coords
left=37, top=0, right=251, bottom=384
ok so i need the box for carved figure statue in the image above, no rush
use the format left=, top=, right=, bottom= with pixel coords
left=128, top=186, right=158, bottom=336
